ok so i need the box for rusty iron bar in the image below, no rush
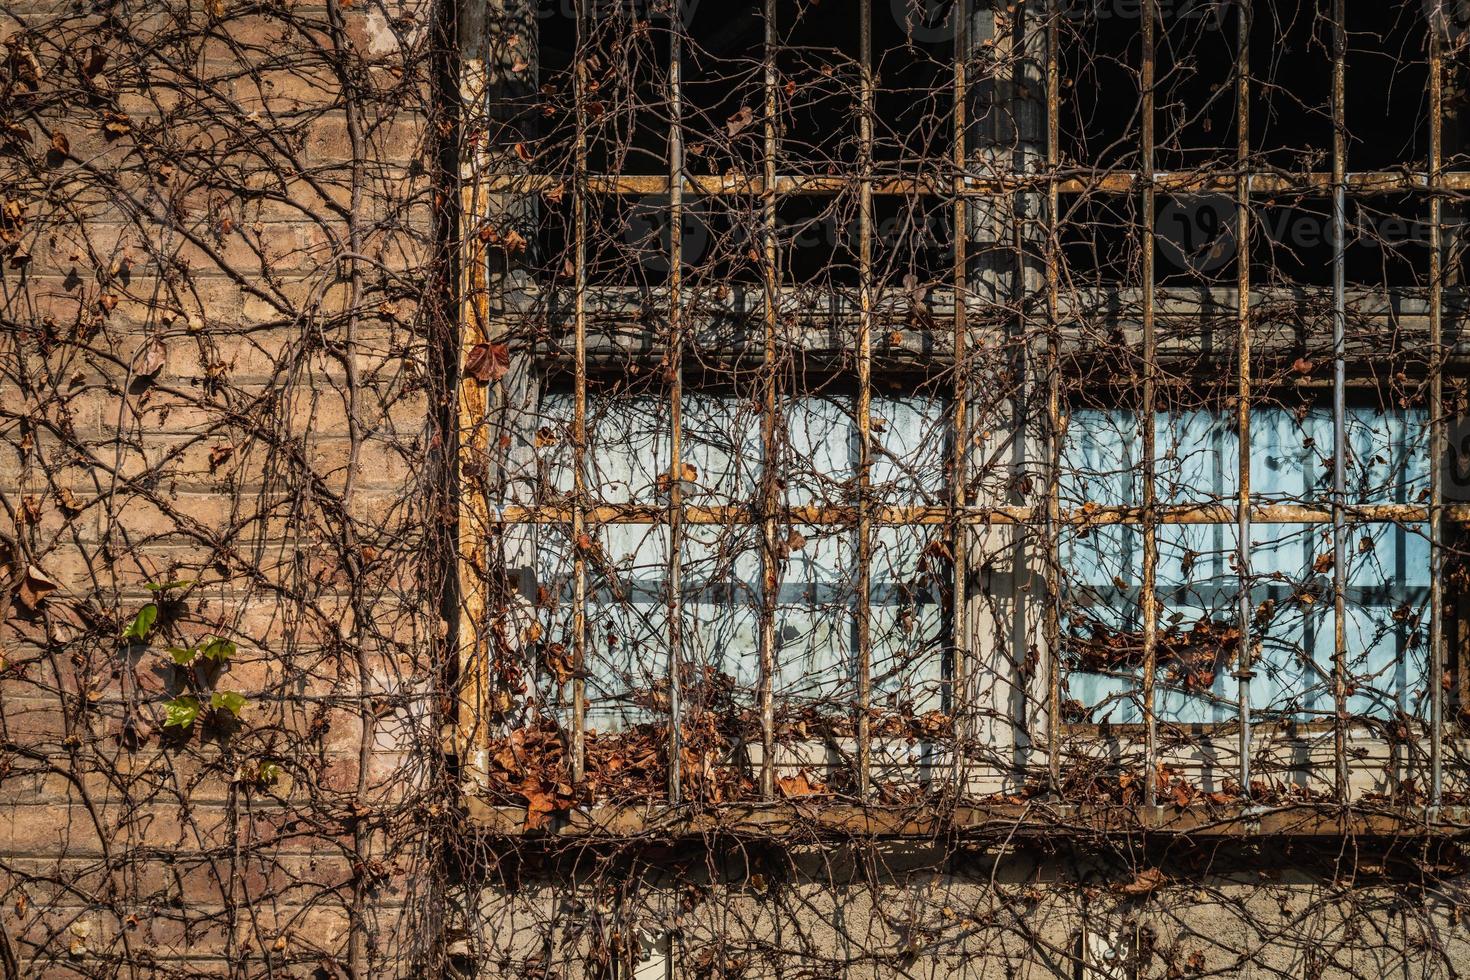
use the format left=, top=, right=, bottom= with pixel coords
left=1330, top=0, right=1350, bottom=803
left=758, top=0, right=779, bottom=801
left=484, top=503, right=1468, bottom=526
left=1139, top=0, right=1160, bottom=810
left=481, top=171, right=1470, bottom=196
left=1044, top=0, right=1063, bottom=798
left=1430, top=7, right=1446, bottom=809
left=951, top=0, right=971, bottom=792
left=855, top=0, right=874, bottom=799
left=1234, top=0, right=1253, bottom=800
left=570, top=0, right=588, bottom=786
left=666, top=1, right=685, bottom=805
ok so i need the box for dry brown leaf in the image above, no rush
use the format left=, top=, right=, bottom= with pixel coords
left=102, top=111, right=131, bottom=138
left=726, top=106, right=754, bottom=137
left=1171, top=780, right=1193, bottom=808
left=18, top=565, right=60, bottom=609
left=55, top=487, right=83, bottom=514
left=464, top=342, right=510, bottom=384
left=138, top=338, right=166, bottom=376
left=1117, top=866, right=1165, bottom=896
left=777, top=772, right=823, bottom=797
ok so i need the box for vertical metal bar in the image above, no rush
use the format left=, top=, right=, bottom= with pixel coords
left=1234, top=0, right=1253, bottom=800
left=667, top=2, right=685, bottom=805
left=951, top=0, right=971, bottom=790
left=1044, top=0, right=1063, bottom=797
left=855, top=0, right=874, bottom=798
left=759, top=0, right=780, bottom=800
left=1330, top=0, right=1350, bottom=803
left=570, top=0, right=589, bottom=785
left=1429, top=11, right=1445, bottom=809
left=1139, top=0, right=1160, bottom=809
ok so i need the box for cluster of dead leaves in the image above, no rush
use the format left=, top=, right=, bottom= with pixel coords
left=485, top=693, right=759, bottom=824
left=483, top=722, right=579, bottom=830
left=1071, top=616, right=1240, bottom=691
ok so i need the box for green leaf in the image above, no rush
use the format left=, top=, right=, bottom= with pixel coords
left=123, top=603, right=158, bottom=642
left=197, top=637, right=236, bottom=662
left=162, top=695, right=201, bottom=729
left=257, top=761, right=283, bottom=785
left=167, top=646, right=197, bottom=666
left=145, top=579, right=193, bottom=593
left=210, top=690, right=246, bottom=717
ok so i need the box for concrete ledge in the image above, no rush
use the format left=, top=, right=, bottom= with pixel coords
left=463, top=798, right=1470, bottom=840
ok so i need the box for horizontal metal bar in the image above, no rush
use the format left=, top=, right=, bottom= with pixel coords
left=481, top=171, right=1470, bottom=197
left=486, top=503, right=1469, bottom=526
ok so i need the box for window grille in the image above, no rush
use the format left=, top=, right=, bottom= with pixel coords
left=458, top=0, right=1470, bottom=823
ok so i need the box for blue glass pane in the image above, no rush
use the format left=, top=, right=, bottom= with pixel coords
left=535, top=389, right=946, bottom=728
left=1062, top=405, right=1429, bottom=724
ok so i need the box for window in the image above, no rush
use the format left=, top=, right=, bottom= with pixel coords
left=460, top=0, right=1466, bottom=821
left=1062, top=399, right=1430, bottom=726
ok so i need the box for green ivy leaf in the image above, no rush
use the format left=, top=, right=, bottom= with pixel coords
left=123, top=603, right=158, bottom=642
left=197, top=637, right=236, bottom=662
left=162, top=695, right=201, bottom=729
left=145, top=579, right=193, bottom=593
left=256, top=761, right=283, bottom=785
left=210, top=690, right=246, bottom=717
left=167, top=646, right=196, bottom=666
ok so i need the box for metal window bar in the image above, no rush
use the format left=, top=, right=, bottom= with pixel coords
left=1139, top=0, right=1160, bottom=810
left=1044, top=0, right=1063, bottom=798
left=570, top=0, right=589, bottom=786
left=951, top=0, right=971, bottom=793
left=1331, top=0, right=1350, bottom=803
left=483, top=172, right=1470, bottom=196
left=1235, top=0, right=1253, bottom=801
left=758, top=0, right=780, bottom=801
left=855, top=0, right=875, bottom=799
left=480, top=0, right=1460, bottom=809
left=1430, top=3, right=1446, bottom=810
left=667, top=2, right=686, bottom=805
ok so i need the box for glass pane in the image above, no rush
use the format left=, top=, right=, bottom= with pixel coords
left=535, top=387, right=947, bottom=734
left=1061, top=404, right=1429, bottom=724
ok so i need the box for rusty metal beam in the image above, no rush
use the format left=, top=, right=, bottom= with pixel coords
left=666, top=0, right=685, bottom=805
left=855, top=0, right=874, bottom=799
left=758, top=0, right=779, bottom=801
left=480, top=171, right=1470, bottom=197
left=485, top=503, right=1470, bottom=526
left=1235, top=0, right=1253, bottom=800
left=1430, top=7, right=1446, bottom=810
left=1044, top=0, right=1063, bottom=798
left=1330, top=0, right=1350, bottom=804
left=951, top=0, right=971, bottom=794
left=570, top=0, right=589, bottom=786
left=1140, top=0, right=1160, bottom=810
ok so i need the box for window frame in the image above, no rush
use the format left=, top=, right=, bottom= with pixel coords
left=457, top=0, right=1467, bottom=820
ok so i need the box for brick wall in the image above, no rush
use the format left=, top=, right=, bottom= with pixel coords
left=0, top=0, right=448, bottom=974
